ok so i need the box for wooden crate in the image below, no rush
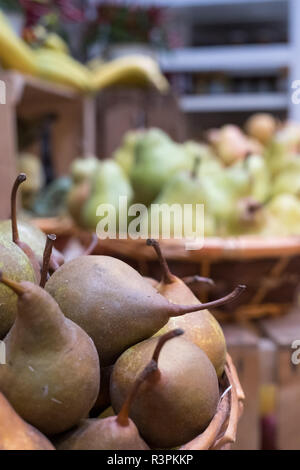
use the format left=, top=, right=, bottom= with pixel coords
left=96, top=88, right=186, bottom=158
left=0, top=71, right=96, bottom=218
left=260, top=310, right=300, bottom=450
left=223, top=324, right=260, bottom=450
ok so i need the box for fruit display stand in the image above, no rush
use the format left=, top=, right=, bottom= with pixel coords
left=0, top=70, right=96, bottom=219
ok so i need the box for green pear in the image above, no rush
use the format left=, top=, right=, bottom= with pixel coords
left=146, top=166, right=217, bottom=238
left=265, top=123, right=300, bottom=176
left=246, top=154, right=270, bottom=203
left=201, top=161, right=250, bottom=234
left=67, top=156, right=100, bottom=225
left=271, top=158, right=300, bottom=198
left=260, top=194, right=300, bottom=236
left=130, top=128, right=191, bottom=206
left=81, top=160, right=133, bottom=231
left=183, top=140, right=223, bottom=177
left=113, top=129, right=144, bottom=175
left=0, top=236, right=37, bottom=338
left=70, top=156, right=100, bottom=184
left=0, top=219, right=46, bottom=264
left=0, top=174, right=64, bottom=272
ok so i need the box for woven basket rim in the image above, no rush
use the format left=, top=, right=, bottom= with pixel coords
left=34, top=216, right=300, bottom=260
left=98, top=236, right=300, bottom=261
left=180, top=353, right=245, bottom=450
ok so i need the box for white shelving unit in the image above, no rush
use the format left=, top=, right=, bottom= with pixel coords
left=159, top=44, right=291, bottom=73
left=153, top=0, right=300, bottom=120
left=180, top=92, right=288, bottom=112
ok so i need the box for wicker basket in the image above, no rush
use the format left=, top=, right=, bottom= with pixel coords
left=35, top=217, right=300, bottom=322
left=180, top=353, right=245, bottom=450
left=35, top=217, right=246, bottom=449
left=96, top=236, right=300, bottom=322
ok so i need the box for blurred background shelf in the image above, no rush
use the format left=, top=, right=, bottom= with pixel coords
left=180, top=92, right=288, bottom=112
left=150, top=0, right=300, bottom=135
left=159, top=44, right=291, bottom=73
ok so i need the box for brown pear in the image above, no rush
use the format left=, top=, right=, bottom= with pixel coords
left=146, top=239, right=235, bottom=377
left=91, top=365, right=114, bottom=415
left=56, top=360, right=157, bottom=450
left=0, top=392, right=54, bottom=450
left=45, top=255, right=244, bottom=366
left=0, top=272, right=100, bottom=435
left=143, top=276, right=158, bottom=288
left=111, top=329, right=220, bottom=449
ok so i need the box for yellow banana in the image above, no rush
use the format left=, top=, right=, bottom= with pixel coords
left=34, top=49, right=91, bottom=91
left=90, top=55, right=169, bottom=93
left=0, top=10, right=38, bottom=75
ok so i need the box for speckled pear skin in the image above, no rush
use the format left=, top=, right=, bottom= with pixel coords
left=154, top=276, right=226, bottom=377
left=0, top=220, right=46, bottom=264
left=45, top=256, right=176, bottom=366
left=111, top=336, right=219, bottom=449
left=0, top=392, right=54, bottom=450
left=0, top=220, right=64, bottom=269
left=0, top=237, right=37, bottom=339
left=0, top=282, right=100, bottom=436
left=56, top=418, right=149, bottom=450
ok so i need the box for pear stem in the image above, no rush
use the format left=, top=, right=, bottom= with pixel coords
left=182, top=275, right=215, bottom=287
left=40, top=234, right=56, bottom=288
left=11, top=174, right=26, bottom=244
left=146, top=239, right=174, bottom=285
left=116, top=329, right=184, bottom=427
left=0, top=271, right=26, bottom=296
left=83, top=233, right=98, bottom=256
left=116, top=362, right=157, bottom=427
left=169, top=285, right=246, bottom=317
left=152, top=328, right=184, bottom=364
left=9, top=173, right=41, bottom=282
left=191, top=156, right=201, bottom=179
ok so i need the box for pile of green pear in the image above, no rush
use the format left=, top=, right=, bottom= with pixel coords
left=67, top=113, right=300, bottom=238
left=0, top=174, right=246, bottom=450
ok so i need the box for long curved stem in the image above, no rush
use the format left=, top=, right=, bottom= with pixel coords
left=169, top=285, right=246, bottom=317
left=11, top=174, right=26, bottom=244
left=152, top=328, right=184, bottom=364
left=116, top=362, right=157, bottom=427
left=0, top=271, right=26, bottom=296
left=191, top=156, right=201, bottom=179
left=147, top=239, right=174, bottom=284
left=40, top=234, right=56, bottom=288
left=182, top=275, right=215, bottom=287
left=9, top=173, right=41, bottom=282
left=116, top=329, right=184, bottom=427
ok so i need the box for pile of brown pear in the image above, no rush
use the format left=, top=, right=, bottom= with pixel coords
left=0, top=175, right=245, bottom=450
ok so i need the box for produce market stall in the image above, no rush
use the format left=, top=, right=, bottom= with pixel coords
left=1, top=0, right=300, bottom=453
